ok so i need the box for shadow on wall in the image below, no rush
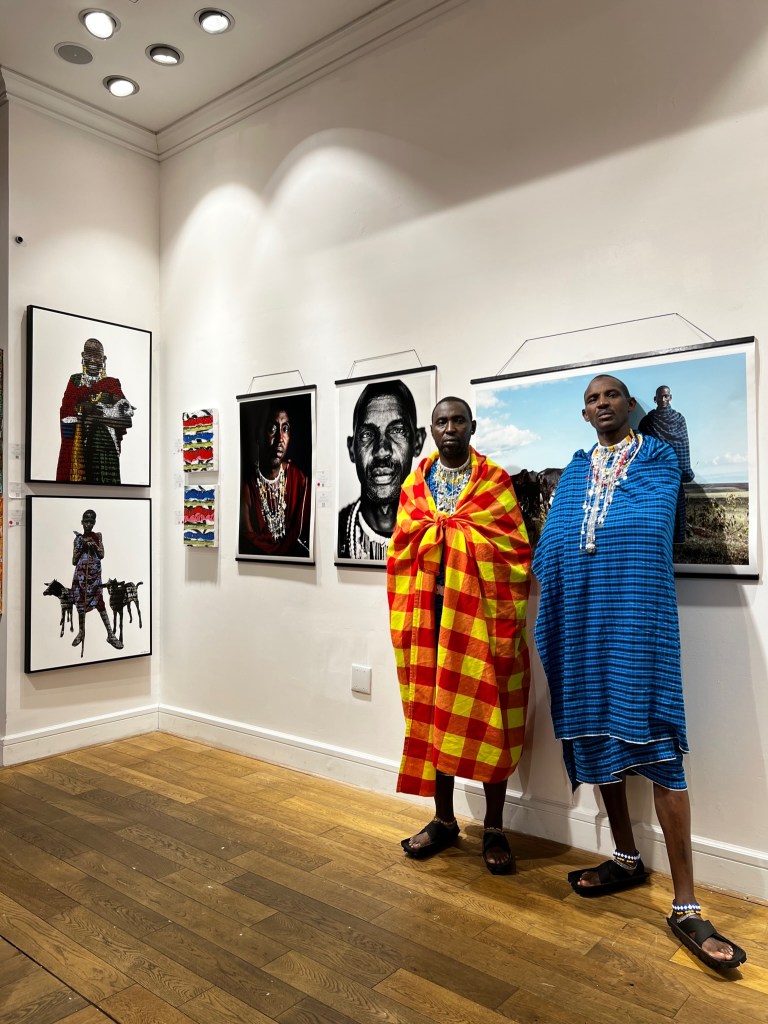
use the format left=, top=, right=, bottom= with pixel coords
left=238, top=0, right=768, bottom=249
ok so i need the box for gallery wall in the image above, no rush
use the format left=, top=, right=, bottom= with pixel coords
left=1, top=0, right=767, bottom=898
left=2, top=100, right=161, bottom=755
left=158, top=0, right=768, bottom=896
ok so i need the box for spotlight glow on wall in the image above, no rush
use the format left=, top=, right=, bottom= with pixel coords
left=195, top=8, right=235, bottom=34
left=146, top=44, right=184, bottom=66
left=103, top=76, right=139, bottom=97
left=80, top=9, right=120, bottom=39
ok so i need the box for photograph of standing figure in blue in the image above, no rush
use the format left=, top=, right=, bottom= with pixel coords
left=472, top=337, right=757, bottom=578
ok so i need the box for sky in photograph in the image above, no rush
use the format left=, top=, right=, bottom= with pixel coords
left=474, top=348, right=750, bottom=484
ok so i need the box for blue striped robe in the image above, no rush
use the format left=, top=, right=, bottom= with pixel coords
left=532, top=434, right=688, bottom=789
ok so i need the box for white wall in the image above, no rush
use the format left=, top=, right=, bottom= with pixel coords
left=2, top=101, right=160, bottom=758
left=158, top=0, right=768, bottom=896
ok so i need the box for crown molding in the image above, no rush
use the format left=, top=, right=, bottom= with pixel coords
left=0, top=68, right=159, bottom=160
left=0, top=0, right=466, bottom=164
left=156, top=0, right=468, bottom=160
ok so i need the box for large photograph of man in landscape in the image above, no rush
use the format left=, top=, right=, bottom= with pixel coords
left=472, top=339, right=757, bottom=577
left=335, top=367, right=435, bottom=567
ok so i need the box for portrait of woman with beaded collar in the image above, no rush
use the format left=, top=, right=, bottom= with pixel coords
left=237, top=387, right=315, bottom=563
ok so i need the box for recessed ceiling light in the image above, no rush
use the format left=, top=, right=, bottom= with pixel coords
left=146, top=44, right=184, bottom=66
left=80, top=9, right=120, bottom=40
left=103, top=76, right=139, bottom=97
left=55, top=42, right=94, bottom=65
left=195, top=8, right=235, bottom=34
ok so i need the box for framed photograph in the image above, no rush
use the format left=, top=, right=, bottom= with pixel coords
left=26, top=305, right=151, bottom=486
left=472, top=337, right=757, bottom=578
left=335, top=366, right=437, bottom=568
left=26, top=496, right=152, bottom=673
left=237, top=386, right=316, bottom=564
left=182, top=408, right=218, bottom=472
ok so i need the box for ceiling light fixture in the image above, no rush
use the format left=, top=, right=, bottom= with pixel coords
left=79, top=9, right=120, bottom=40
left=195, top=8, right=235, bottom=34
left=103, top=76, right=139, bottom=97
left=146, top=44, right=184, bottom=66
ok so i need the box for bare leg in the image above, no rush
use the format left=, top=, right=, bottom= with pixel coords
left=483, top=779, right=513, bottom=869
left=405, top=771, right=456, bottom=852
left=575, top=780, right=639, bottom=887
left=653, top=785, right=734, bottom=961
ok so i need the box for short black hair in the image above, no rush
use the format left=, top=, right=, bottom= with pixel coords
left=352, top=379, right=417, bottom=435
left=432, top=396, right=473, bottom=422
left=585, top=375, right=629, bottom=400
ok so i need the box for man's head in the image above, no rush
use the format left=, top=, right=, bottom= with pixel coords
left=82, top=338, right=105, bottom=377
left=431, top=396, right=476, bottom=468
left=582, top=375, right=636, bottom=444
left=259, top=404, right=291, bottom=476
left=347, top=380, right=426, bottom=505
left=654, top=385, right=672, bottom=410
left=81, top=509, right=97, bottom=533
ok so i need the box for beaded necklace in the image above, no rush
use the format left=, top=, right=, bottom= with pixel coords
left=580, top=431, right=642, bottom=554
left=81, top=365, right=106, bottom=407
left=429, top=455, right=471, bottom=515
left=346, top=500, right=389, bottom=560
left=257, top=465, right=287, bottom=541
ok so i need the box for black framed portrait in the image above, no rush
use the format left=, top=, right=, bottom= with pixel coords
left=25, top=305, right=151, bottom=486
left=335, top=366, right=437, bottom=568
left=236, top=386, right=316, bottom=564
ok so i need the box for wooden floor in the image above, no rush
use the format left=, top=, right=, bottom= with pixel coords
left=0, top=735, right=765, bottom=1024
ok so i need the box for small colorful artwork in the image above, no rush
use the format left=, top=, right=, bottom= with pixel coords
left=184, top=484, right=217, bottom=547
left=182, top=409, right=218, bottom=471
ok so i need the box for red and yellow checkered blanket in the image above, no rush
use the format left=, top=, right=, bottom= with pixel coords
left=387, top=449, right=531, bottom=796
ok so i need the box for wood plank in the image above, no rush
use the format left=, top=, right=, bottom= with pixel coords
left=162, top=868, right=277, bottom=927
left=242, top=874, right=515, bottom=1009
left=144, top=924, right=302, bottom=1016
left=375, top=968, right=513, bottom=1022
left=58, top=1008, right=115, bottom=1023
left=0, top=891, right=131, bottom=1003
left=0, top=966, right=89, bottom=1024
left=113, top=823, right=246, bottom=882
left=49, top=905, right=211, bottom=1006
left=263, top=950, right=435, bottom=1024
left=182, top=985, right=288, bottom=1023
left=276, top=996, right=362, bottom=1024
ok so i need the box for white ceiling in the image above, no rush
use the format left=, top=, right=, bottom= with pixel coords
left=0, top=0, right=399, bottom=133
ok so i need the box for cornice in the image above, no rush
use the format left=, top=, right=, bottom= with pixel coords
left=0, top=68, right=159, bottom=160
left=155, top=0, right=468, bottom=160
left=0, top=0, right=466, bottom=164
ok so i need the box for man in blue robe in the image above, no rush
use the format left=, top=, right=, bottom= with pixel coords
left=638, top=385, right=694, bottom=543
left=533, top=373, right=745, bottom=972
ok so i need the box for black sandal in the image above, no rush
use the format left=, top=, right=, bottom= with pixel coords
left=667, top=914, right=747, bottom=971
left=482, top=827, right=515, bottom=875
left=568, top=858, right=649, bottom=896
left=401, top=818, right=459, bottom=860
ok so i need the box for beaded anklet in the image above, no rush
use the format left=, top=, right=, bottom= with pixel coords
left=671, top=901, right=702, bottom=923
left=432, top=815, right=457, bottom=827
left=613, top=849, right=640, bottom=869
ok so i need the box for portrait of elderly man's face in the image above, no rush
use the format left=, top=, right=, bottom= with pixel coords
left=348, top=390, right=426, bottom=505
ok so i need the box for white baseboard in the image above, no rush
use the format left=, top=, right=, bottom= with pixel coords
left=159, top=704, right=768, bottom=902
left=1, top=705, right=159, bottom=765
